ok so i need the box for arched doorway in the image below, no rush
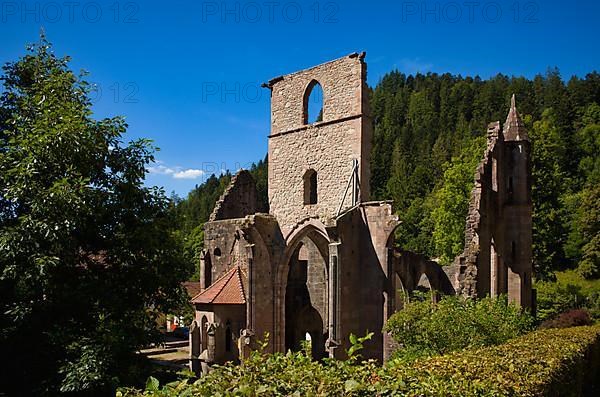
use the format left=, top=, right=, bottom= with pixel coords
left=283, top=235, right=328, bottom=359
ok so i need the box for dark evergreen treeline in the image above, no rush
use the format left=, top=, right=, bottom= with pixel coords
left=172, top=69, right=600, bottom=280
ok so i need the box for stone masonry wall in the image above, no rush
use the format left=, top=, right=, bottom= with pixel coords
left=449, top=113, right=533, bottom=309
left=269, top=119, right=363, bottom=232
left=450, top=122, right=502, bottom=298
left=203, top=219, right=249, bottom=285
left=268, top=54, right=365, bottom=134
left=267, top=53, right=372, bottom=233
left=209, top=170, right=258, bottom=222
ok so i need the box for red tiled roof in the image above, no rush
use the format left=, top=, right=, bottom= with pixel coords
left=182, top=281, right=202, bottom=298
left=191, top=266, right=246, bottom=305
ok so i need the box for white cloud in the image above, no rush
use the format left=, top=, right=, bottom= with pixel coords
left=148, top=162, right=205, bottom=180
left=173, top=169, right=205, bottom=179
left=148, top=164, right=177, bottom=175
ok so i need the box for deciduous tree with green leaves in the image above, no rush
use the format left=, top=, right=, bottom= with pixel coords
left=0, top=37, right=189, bottom=395
left=431, top=136, right=486, bottom=264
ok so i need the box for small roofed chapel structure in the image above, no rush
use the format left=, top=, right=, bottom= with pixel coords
left=188, top=53, right=534, bottom=372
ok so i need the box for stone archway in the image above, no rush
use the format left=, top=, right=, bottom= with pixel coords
left=277, top=223, right=330, bottom=359
left=284, top=240, right=327, bottom=359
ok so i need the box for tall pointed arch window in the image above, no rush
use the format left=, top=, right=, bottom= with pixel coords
left=303, top=80, right=323, bottom=124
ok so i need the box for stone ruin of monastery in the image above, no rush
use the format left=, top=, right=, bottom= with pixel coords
left=188, top=53, right=534, bottom=372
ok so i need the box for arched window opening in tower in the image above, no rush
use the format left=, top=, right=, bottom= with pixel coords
left=303, top=169, right=318, bottom=205
left=303, top=80, right=323, bottom=124
left=511, top=241, right=517, bottom=262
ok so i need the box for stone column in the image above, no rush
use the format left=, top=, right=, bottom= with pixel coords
left=199, top=249, right=208, bottom=289
left=507, top=267, right=522, bottom=306
left=241, top=244, right=255, bottom=361
left=326, top=241, right=341, bottom=358
left=490, top=241, right=498, bottom=297
left=245, top=244, right=255, bottom=332
left=383, top=247, right=395, bottom=362
left=189, top=320, right=201, bottom=376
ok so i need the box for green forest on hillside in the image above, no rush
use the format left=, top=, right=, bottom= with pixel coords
left=171, top=69, right=600, bottom=281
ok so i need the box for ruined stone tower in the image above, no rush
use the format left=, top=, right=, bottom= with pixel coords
left=266, top=52, right=372, bottom=234
left=501, top=95, right=533, bottom=307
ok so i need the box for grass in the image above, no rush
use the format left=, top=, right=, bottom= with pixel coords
left=555, top=269, right=600, bottom=295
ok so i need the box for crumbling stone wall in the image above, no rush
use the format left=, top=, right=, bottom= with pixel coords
left=450, top=122, right=503, bottom=298
left=210, top=170, right=258, bottom=222
left=268, top=53, right=368, bottom=135
left=393, top=250, right=456, bottom=295
left=266, top=53, right=372, bottom=233
left=202, top=170, right=261, bottom=289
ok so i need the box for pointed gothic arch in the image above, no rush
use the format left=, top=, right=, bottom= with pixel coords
left=303, top=79, right=324, bottom=124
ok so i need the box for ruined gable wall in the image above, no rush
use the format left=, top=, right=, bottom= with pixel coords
left=210, top=170, right=258, bottom=222
left=269, top=121, right=362, bottom=231
left=267, top=54, right=372, bottom=233
left=448, top=117, right=533, bottom=308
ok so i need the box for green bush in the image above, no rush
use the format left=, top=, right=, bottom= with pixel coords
left=119, top=325, right=600, bottom=396
left=535, top=270, right=600, bottom=321
left=384, top=324, right=600, bottom=396
left=384, top=294, right=534, bottom=360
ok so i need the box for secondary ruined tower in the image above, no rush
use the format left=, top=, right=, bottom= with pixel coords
left=501, top=95, right=533, bottom=307
left=448, top=94, right=533, bottom=308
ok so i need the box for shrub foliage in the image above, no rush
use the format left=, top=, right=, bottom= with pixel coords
left=535, top=270, right=600, bottom=321
left=120, top=325, right=600, bottom=396
left=384, top=294, right=534, bottom=360
left=540, top=309, right=593, bottom=329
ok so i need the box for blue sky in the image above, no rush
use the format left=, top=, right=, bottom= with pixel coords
left=1, top=0, right=599, bottom=196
